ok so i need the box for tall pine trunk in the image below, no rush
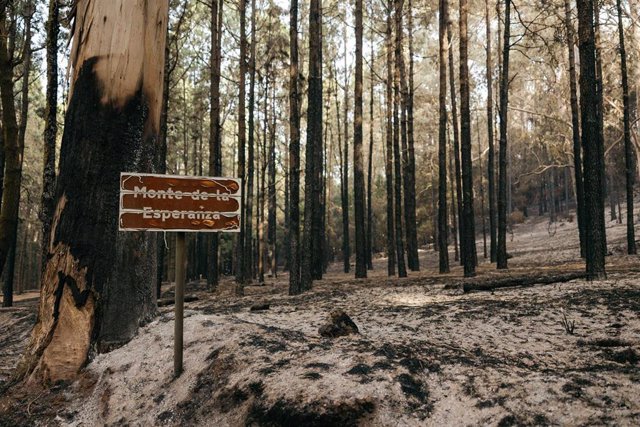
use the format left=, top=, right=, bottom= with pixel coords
left=354, top=0, right=367, bottom=278
left=459, top=0, right=476, bottom=277
left=486, top=0, right=497, bottom=263
left=208, top=0, right=223, bottom=290
left=392, top=0, right=407, bottom=278
left=576, top=0, right=606, bottom=279
left=301, top=0, right=323, bottom=290
left=236, top=0, right=248, bottom=290
left=18, top=1, right=168, bottom=382
left=385, top=0, right=396, bottom=276
left=564, top=0, right=586, bottom=259
left=366, top=26, right=375, bottom=271
left=447, top=18, right=464, bottom=268
left=245, top=0, right=257, bottom=283
left=616, top=0, right=636, bottom=255
left=341, top=42, right=350, bottom=274
left=438, top=0, right=450, bottom=273
left=42, top=0, right=59, bottom=268
left=288, top=0, right=301, bottom=294
left=497, top=0, right=511, bottom=270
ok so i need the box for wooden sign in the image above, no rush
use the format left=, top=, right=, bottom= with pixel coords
left=119, top=173, right=242, bottom=232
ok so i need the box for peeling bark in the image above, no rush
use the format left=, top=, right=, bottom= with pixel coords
left=18, top=1, right=168, bottom=382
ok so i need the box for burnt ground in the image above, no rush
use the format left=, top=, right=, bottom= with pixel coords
left=0, top=215, right=639, bottom=426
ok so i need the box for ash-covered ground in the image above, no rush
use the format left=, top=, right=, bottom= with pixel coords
left=1, top=214, right=639, bottom=426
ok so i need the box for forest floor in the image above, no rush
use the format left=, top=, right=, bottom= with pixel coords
left=1, top=213, right=639, bottom=426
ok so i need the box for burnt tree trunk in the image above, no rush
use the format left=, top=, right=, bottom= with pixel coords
left=576, top=0, right=606, bottom=279
left=459, top=0, right=477, bottom=277
left=19, top=1, right=168, bottom=382
left=341, top=42, right=350, bottom=274
left=447, top=17, right=464, bottom=268
left=354, top=0, right=366, bottom=278
left=208, top=0, right=223, bottom=290
left=0, top=4, right=21, bottom=306
left=385, top=2, right=396, bottom=276
left=564, top=0, right=586, bottom=259
left=486, top=0, right=497, bottom=263
left=245, top=0, right=257, bottom=283
left=392, top=0, right=407, bottom=278
left=366, top=24, right=375, bottom=271
left=438, top=0, right=450, bottom=273
left=497, top=0, right=511, bottom=270
left=301, top=0, right=323, bottom=291
left=41, top=0, right=59, bottom=268
left=236, top=0, right=247, bottom=290
left=616, top=0, right=636, bottom=254
left=288, top=0, right=301, bottom=294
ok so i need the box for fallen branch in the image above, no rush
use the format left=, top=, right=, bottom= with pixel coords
left=157, top=294, right=199, bottom=307
left=461, top=272, right=588, bottom=293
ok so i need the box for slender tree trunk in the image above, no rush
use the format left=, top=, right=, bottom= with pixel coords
left=406, top=0, right=418, bottom=271
left=478, top=119, right=487, bottom=259
left=438, top=0, right=450, bottom=273
left=236, top=0, right=247, bottom=290
left=459, top=0, right=476, bottom=277
left=385, top=0, right=396, bottom=276
left=244, top=0, right=256, bottom=283
left=449, top=135, right=459, bottom=262
left=397, top=2, right=418, bottom=272
left=208, top=0, right=223, bottom=290
left=301, top=0, right=323, bottom=290
left=19, top=0, right=167, bottom=381
left=366, top=21, right=375, bottom=271
left=496, top=0, right=511, bottom=270
left=486, top=0, right=497, bottom=263
left=354, top=0, right=367, bottom=278
left=342, top=42, right=351, bottom=274
left=616, top=0, right=636, bottom=254
left=42, top=0, right=59, bottom=269
left=447, top=18, right=464, bottom=268
left=593, top=2, right=607, bottom=257
left=576, top=0, right=606, bottom=279
left=392, top=0, right=407, bottom=278
left=268, top=76, right=277, bottom=277
left=564, top=0, right=586, bottom=258
left=0, top=6, right=21, bottom=306
left=288, top=0, right=301, bottom=294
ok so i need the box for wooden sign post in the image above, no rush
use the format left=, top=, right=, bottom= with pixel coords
left=119, top=173, right=241, bottom=377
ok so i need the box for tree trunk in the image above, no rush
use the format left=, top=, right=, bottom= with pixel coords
left=18, top=1, right=167, bottom=382
left=207, top=0, right=223, bottom=290
left=41, top=0, right=59, bottom=269
left=449, top=134, right=459, bottom=262
left=342, top=40, right=350, bottom=274
left=593, top=2, right=607, bottom=258
left=397, top=2, right=418, bottom=272
left=576, top=0, right=606, bottom=279
left=366, top=25, right=375, bottom=271
left=268, top=75, right=277, bottom=278
left=616, top=0, right=636, bottom=254
left=447, top=18, right=464, bottom=268
left=288, top=0, right=301, bottom=294
left=438, top=0, right=450, bottom=274
left=301, top=0, right=323, bottom=291
left=245, top=0, right=257, bottom=283
left=406, top=0, right=418, bottom=271
left=459, top=0, right=476, bottom=277
left=0, top=4, right=21, bottom=307
left=478, top=120, right=487, bottom=259
left=385, top=0, right=396, bottom=277
left=486, top=0, right=497, bottom=263
left=564, top=0, right=586, bottom=259
left=236, top=0, right=247, bottom=290
left=393, top=0, right=407, bottom=278
left=497, top=0, right=511, bottom=270
left=353, top=0, right=366, bottom=279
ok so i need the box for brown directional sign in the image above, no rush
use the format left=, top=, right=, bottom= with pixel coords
left=119, top=173, right=242, bottom=232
